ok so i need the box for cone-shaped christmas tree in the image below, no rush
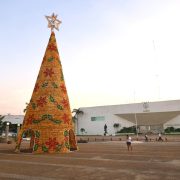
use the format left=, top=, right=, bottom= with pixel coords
left=15, top=14, right=78, bottom=153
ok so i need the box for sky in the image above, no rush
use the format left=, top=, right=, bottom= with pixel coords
left=1, top=0, right=180, bottom=115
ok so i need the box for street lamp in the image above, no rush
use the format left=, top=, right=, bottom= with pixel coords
left=17, top=124, right=20, bottom=135
left=5, top=122, right=10, bottom=142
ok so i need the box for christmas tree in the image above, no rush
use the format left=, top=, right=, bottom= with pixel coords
left=15, top=13, right=78, bottom=153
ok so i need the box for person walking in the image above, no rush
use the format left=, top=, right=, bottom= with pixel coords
left=145, top=134, right=148, bottom=142
left=104, top=124, right=107, bottom=136
left=158, top=133, right=163, bottom=141
left=126, top=135, right=132, bottom=151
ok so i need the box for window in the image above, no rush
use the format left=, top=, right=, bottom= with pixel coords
left=91, top=116, right=105, bottom=121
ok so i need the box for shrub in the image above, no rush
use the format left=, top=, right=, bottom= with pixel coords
left=117, top=126, right=136, bottom=133
left=77, top=139, right=88, bottom=143
left=175, top=128, right=180, bottom=132
left=165, top=127, right=180, bottom=133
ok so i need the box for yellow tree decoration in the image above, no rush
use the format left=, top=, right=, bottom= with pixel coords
left=15, top=14, right=78, bottom=153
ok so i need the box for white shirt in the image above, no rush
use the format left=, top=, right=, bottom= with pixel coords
left=127, top=136, right=132, bottom=142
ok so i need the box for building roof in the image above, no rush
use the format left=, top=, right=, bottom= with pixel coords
left=116, top=111, right=180, bottom=125
left=80, top=100, right=180, bottom=126
left=2, top=115, right=24, bottom=124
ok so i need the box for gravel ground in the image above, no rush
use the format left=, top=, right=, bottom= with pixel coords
left=0, top=140, right=180, bottom=180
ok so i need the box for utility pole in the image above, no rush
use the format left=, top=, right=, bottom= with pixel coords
left=153, top=40, right=160, bottom=100
left=134, top=89, right=138, bottom=140
left=5, top=122, right=10, bottom=143
left=135, top=113, right=138, bottom=140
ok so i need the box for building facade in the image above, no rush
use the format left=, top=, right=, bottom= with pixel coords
left=76, top=100, right=180, bottom=135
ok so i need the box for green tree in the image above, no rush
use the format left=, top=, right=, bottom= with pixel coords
left=165, top=127, right=175, bottom=133
left=165, top=127, right=180, bottom=133
left=72, top=108, right=83, bottom=135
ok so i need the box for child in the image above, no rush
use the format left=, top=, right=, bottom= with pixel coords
left=126, top=135, right=132, bottom=151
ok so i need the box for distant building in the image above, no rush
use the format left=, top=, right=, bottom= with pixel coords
left=2, top=114, right=24, bottom=125
left=76, top=100, right=180, bottom=135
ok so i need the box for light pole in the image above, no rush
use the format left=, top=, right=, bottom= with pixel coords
left=135, top=113, right=138, bottom=140
left=5, top=122, right=10, bottom=142
left=17, top=124, right=20, bottom=135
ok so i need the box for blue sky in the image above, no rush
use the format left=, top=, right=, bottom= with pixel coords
left=1, top=0, right=180, bottom=114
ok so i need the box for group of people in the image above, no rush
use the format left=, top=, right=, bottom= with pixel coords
left=126, top=133, right=166, bottom=151
left=144, top=133, right=165, bottom=142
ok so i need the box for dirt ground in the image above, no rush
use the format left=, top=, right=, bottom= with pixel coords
left=0, top=139, right=180, bottom=180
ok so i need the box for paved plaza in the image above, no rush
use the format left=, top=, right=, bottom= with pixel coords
left=0, top=140, right=180, bottom=180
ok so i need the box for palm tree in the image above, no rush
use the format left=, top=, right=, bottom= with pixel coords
left=80, top=128, right=86, bottom=135
left=0, top=115, right=5, bottom=135
left=72, top=108, right=83, bottom=135
left=23, top=102, right=29, bottom=113
left=113, top=123, right=120, bottom=134
left=0, top=115, right=4, bottom=121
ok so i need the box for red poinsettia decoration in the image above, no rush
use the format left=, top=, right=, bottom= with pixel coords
left=64, top=136, right=69, bottom=142
left=60, top=84, right=67, bottom=93
left=34, top=83, right=40, bottom=92
left=61, top=98, right=69, bottom=108
left=62, top=114, right=70, bottom=124
left=43, top=68, right=55, bottom=77
left=45, top=137, right=59, bottom=150
left=35, top=138, right=39, bottom=145
left=48, top=44, right=57, bottom=51
left=26, top=114, right=35, bottom=125
left=36, top=96, right=47, bottom=107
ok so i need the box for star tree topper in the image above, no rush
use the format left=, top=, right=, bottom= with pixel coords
left=45, top=13, right=62, bottom=31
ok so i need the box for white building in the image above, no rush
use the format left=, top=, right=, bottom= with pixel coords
left=2, top=114, right=24, bottom=125
left=76, top=100, right=180, bottom=135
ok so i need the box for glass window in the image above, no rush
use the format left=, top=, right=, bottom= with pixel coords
left=91, top=116, right=105, bottom=121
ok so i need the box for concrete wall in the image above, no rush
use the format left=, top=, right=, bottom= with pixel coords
left=77, top=106, right=134, bottom=135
